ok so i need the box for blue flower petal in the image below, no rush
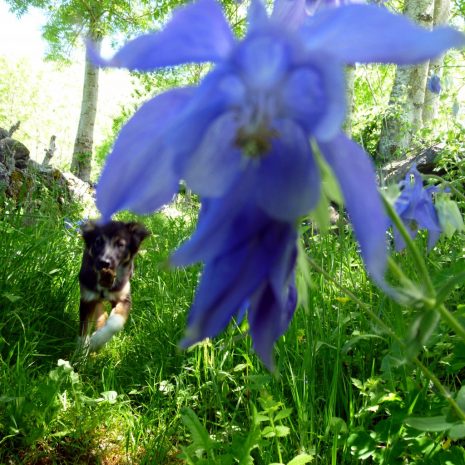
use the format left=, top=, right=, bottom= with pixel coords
left=271, top=0, right=307, bottom=30
left=90, top=0, right=235, bottom=71
left=182, top=112, right=242, bottom=197
left=279, top=58, right=345, bottom=140
left=393, top=166, right=442, bottom=250
left=249, top=232, right=297, bottom=369
left=96, top=88, right=194, bottom=221
left=249, top=282, right=297, bottom=369
left=255, top=120, right=320, bottom=221
left=180, top=216, right=290, bottom=347
left=234, top=34, right=291, bottom=91
left=427, top=75, right=442, bottom=94
left=171, top=186, right=263, bottom=266
left=319, top=132, right=389, bottom=282
left=169, top=70, right=243, bottom=175
left=249, top=284, right=287, bottom=369
left=301, top=4, right=465, bottom=65
left=247, top=0, right=270, bottom=32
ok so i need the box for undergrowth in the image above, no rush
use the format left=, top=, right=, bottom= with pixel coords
left=1, top=187, right=465, bottom=464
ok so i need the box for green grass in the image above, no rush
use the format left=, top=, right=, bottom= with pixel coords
left=1, top=192, right=465, bottom=465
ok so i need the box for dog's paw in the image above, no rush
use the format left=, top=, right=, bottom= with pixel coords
left=89, top=314, right=126, bottom=351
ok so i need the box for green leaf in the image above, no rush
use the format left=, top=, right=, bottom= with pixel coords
left=314, top=148, right=343, bottom=205
left=274, top=425, right=290, bottom=437
left=308, top=194, right=331, bottom=233
left=233, top=363, right=251, bottom=372
left=405, top=415, right=453, bottom=432
left=274, top=407, right=293, bottom=422
left=455, top=386, right=465, bottom=412
left=436, top=195, right=465, bottom=238
left=347, top=431, right=377, bottom=460
left=449, top=423, right=465, bottom=440
left=261, top=426, right=276, bottom=438
left=234, top=427, right=260, bottom=465
left=181, top=407, right=214, bottom=452
left=341, top=334, right=385, bottom=354
left=2, top=292, right=21, bottom=303
left=287, top=453, right=315, bottom=465
left=307, top=146, right=343, bottom=233
left=437, top=269, right=465, bottom=304
left=327, top=417, right=348, bottom=435
left=406, top=310, right=440, bottom=358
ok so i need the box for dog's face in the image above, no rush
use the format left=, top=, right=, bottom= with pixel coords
left=81, top=221, right=150, bottom=288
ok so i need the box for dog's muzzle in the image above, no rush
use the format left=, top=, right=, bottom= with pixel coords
left=98, top=268, right=116, bottom=288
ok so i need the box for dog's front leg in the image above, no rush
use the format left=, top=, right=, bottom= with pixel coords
left=88, top=297, right=131, bottom=351
left=78, top=299, right=100, bottom=351
left=79, top=300, right=98, bottom=336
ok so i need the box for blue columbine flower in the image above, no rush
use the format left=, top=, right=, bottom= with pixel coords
left=393, top=166, right=442, bottom=251
left=304, top=0, right=362, bottom=16
left=171, top=181, right=298, bottom=368
left=427, top=74, right=442, bottom=94
left=90, top=0, right=464, bottom=366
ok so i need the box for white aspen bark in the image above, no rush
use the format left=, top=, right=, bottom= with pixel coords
left=405, top=0, right=434, bottom=131
left=423, top=0, right=451, bottom=123
left=71, top=39, right=101, bottom=182
left=344, top=65, right=356, bottom=137
left=378, top=66, right=411, bottom=160
left=378, top=0, right=434, bottom=160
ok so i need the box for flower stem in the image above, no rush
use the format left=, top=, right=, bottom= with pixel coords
left=437, top=303, right=465, bottom=343
left=425, top=174, right=465, bottom=203
left=305, top=255, right=465, bottom=422
left=382, top=195, right=436, bottom=300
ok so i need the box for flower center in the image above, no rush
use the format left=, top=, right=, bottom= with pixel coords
left=234, top=122, right=278, bottom=158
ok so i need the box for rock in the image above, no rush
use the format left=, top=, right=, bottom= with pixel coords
left=0, top=137, right=30, bottom=170
left=0, top=131, right=98, bottom=218
left=380, top=144, right=444, bottom=184
left=0, top=127, right=9, bottom=140
left=7, top=168, right=33, bottom=200
left=0, top=163, right=9, bottom=192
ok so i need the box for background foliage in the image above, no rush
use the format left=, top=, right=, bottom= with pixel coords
left=2, top=0, right=465, bottom=463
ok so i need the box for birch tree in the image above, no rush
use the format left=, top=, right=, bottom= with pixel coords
left=70, top=38, right=101, bottom=182
left=378, top=0, right=434, bottom=160
left=344, top=66, right=356, bottom=137
left=5, top=0, right=177, bottom=182
left=423, top=0, right=451, bottom=123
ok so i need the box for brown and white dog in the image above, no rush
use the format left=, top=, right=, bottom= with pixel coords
left=78, top=220, right=150, bottom=352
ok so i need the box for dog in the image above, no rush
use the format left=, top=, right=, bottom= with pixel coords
left=78, top=220, right=150, bottom=352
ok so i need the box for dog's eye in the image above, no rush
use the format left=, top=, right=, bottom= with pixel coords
left=116, top=239, right=126, bottom=248
left=94, top=236, right=104, bottom=247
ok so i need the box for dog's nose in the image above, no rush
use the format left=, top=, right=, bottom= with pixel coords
left=97, top=258, right=112, bottom=270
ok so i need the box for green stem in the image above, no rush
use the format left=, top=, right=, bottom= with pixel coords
left=306, top=256, right=465, bottom=422
left=387, top=256, right=418, bottom=291
left=382, top=195, right=436, bottom=299
left=269, top=416, right=283, bottom=463
left=425, top=174, right=465, bottom=203
left=437, top=303, right=465, bottom=343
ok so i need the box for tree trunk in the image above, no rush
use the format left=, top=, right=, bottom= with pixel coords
left=405, top=0, right=434, bottom=130
left=423, top=0, right=451, bottom=124
left=378, top=66, right=411, bottom=160
left=344, top=65, right=356, bottom=137
left=378, top=0, right=434, bottom=160
left=71, top=39, right=101, bottom=182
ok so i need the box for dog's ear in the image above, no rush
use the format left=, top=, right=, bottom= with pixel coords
left=80, top=220, right=99, bottom=245
left=126, top=222, right=150, bottom=250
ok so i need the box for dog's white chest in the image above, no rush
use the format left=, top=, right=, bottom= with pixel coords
left=81, top=281, right=130, bottom=302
